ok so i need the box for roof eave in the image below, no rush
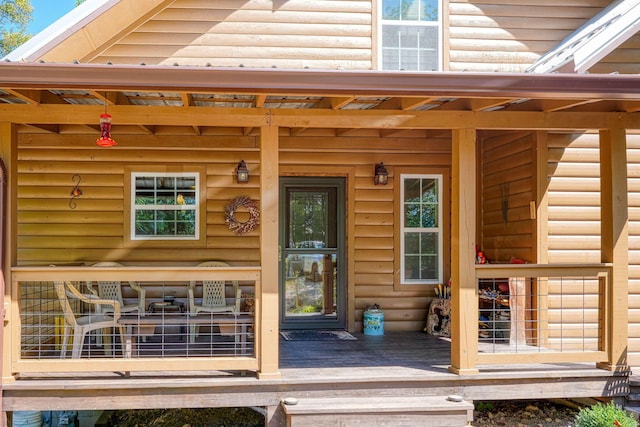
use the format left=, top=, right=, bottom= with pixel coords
left=0, top=62, right=639, bottom=101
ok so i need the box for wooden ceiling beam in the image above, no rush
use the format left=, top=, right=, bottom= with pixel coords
left=504, top=99, right=599, bottom=112
left=137, top=125, right=156, bottom=134
left=0, top=104, right=637, bottom=130
left=290, top=127, right=308, bottom=136
left=254, top=95, right=267, bottom=108
left=313, top=96, right=355, bottom=109
left=469, top=98, right=515, bottom=112
left=6, top=89, right=68, bottom=105
left=181, top=92, right=194, bottom=107
left=373, top=97, right=440, bottom=110
left=5, top=89, right=42, bottom=104
left=26, top=124, right=60, bottom=133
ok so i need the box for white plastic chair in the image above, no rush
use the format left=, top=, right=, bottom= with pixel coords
left=54, top=281, right=125, bottom=359
left=188, top=261, right=241, bottom=343
left=87, top=262, right=146, bottom=316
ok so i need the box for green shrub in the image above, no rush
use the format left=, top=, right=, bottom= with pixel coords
left=574, top=401, right=638, bottom=427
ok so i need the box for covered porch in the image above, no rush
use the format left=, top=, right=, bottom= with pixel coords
left=0, top=63, right=638, bottom=420
left=2, top=331, right=628, bottom=425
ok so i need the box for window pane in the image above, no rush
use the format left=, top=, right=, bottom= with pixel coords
left=404, top=178, right=421, bottom=201
left=421, top=232, right=437, bottom=253
left=421, top=0, right=439, bottom=21
left=382, top=25, right=439, bottom=71
left=421, top=254, right=438, bottom=280
left=422, top=204, right=437, bottom=227
left=405, top=232, right=420, bottom=254
left=383, top=0, right=439, bottom=21
left=401, top=0, right=420, bottom=20
left=288, top=191, right=329, bottom=248
left=382, top=0, right=401, bottom=19
left=135, top=221, right=154, bottom=236
left=405, top=255, right=420, bottom=279
left=405, top=203, right=421, bottom=227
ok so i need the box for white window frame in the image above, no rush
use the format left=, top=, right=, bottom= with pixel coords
left=400, top=173, right=443, bottom=285
left=378, top=0, right=443, bottom=71
left=130, top=172, right=200, bottom=241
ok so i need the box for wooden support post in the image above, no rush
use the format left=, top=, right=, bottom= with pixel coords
left=597, top=128, right=629, bottom=372
left=534, top=131, right=549, bottom=346
left=449, top=128, right=479, bottom=375
left=258, top=122, right=282, bottom=379
left=0, top=123, right=17, bottom=426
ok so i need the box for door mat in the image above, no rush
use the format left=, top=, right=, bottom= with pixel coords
left=280, top=330, right=357, bottom=341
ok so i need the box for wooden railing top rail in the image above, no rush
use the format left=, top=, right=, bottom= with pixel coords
left=12, top=266, right=262, bottom=282
left=475, top=263, right=612, bottom=279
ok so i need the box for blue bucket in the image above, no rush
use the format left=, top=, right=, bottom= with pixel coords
left=363, top=309, right=384, bottom=335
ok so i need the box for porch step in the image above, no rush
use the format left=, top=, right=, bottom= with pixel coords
left=281, top=395, right=474, bottom=427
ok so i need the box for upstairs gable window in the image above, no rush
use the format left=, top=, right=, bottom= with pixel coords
left=380, top=0, right=441, bottom=71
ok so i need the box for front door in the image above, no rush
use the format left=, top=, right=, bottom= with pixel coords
left=279, top=177, right=346, bottom=329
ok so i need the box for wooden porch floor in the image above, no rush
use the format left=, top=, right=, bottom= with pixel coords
left=3, top=332, right=630, bottom=415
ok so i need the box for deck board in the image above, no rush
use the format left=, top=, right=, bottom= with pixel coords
left=3, top=332, right=629, bottom=415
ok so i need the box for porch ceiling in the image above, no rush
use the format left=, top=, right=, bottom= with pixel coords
left=0, top=62, right=639, bottom=135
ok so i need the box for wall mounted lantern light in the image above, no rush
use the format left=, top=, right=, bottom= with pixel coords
left=236, top=160, right=250, bottom=184
left=374, top=162, right=388, bottom=185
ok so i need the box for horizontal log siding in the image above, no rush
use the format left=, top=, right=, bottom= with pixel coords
left=479, top=131, right=535, bottom=263
left=547, top=132, right=640, bottom=364
left=447, top=0, right=609, bottom=72
left=17, top=129, right=450, bottom=332
left=92, top=0, right=372, bottom=69
left=590, top=34, right=640, bottom=75
left=17, top=132, right=261, bottom=265
left=628, top=133, right=640, bottom=366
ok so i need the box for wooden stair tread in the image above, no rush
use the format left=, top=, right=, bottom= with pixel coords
left=282, top=395, right=473, bottom=415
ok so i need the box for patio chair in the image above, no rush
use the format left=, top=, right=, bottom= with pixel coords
left=54, top=280, right=125, bottom=359
left=87, top=262, right=145, bottom=346
left=87, top=262, right=146, bottom=316
left=188, top=261, right=241, bottom=343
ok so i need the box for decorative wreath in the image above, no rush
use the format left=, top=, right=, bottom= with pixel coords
left=225, top=195, right=260, bottom=235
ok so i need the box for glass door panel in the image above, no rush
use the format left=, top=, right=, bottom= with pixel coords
left=280, top=178, right=345, bottom=329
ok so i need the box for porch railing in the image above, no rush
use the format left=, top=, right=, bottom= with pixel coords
left=475, top=264, right=611, bottom=365
left=11, top=265, right=260, bottom=375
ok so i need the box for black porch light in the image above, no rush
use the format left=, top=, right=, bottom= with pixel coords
left=374, top=162, right=388, bottom=186
left=236, top=160, right=250, bottom=184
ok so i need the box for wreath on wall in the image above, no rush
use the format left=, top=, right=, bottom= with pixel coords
left=225, top=195, right=260, bottom=235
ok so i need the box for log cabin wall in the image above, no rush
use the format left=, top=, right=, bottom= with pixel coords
left=60, top=0, right=636, bottom=75
left=478, top=131, right=536, bottom=264
left=86, top=0, right=373, bottom=69
left=16, top=129, right=451, bottom=332
left=447, top=0, right=610, bottom=72
left=546, top=132, right=640, bottom=364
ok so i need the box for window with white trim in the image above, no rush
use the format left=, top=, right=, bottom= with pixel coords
left=380, top=0, right=441, bottom=71
left=131, top=173, right=199, bottom=240
left=400, top=174, right=443, bottom=284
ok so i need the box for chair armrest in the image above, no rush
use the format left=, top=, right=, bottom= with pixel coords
left=129, top=281, right=146, bottom=314
left=85, top=281, right=99, bottom=297
left=63, top=281, right=122, bottom=318
left=234, top=286, right=242, bottom=313
left=187, top=281, right=197, bottom=315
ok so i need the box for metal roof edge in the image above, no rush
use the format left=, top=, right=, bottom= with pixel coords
left=527, top=0, right=640, bottom=74
left=0, top=62, right=638, bottom=100
left=2, top=0, right=119, bottom=62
